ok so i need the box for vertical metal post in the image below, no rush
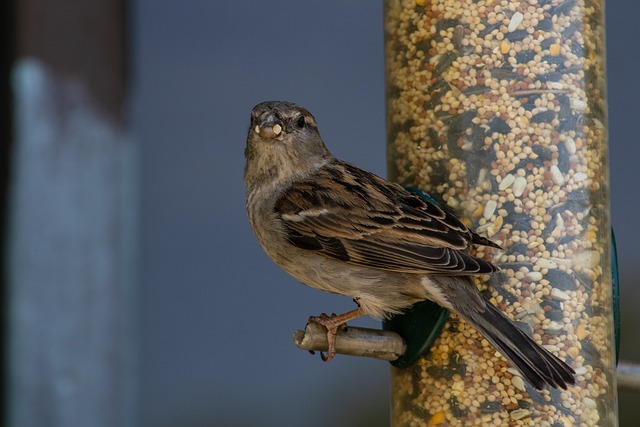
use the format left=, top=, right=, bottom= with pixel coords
left=6, top=1, right=136, bottom=426
left=385, top=0, right=616, bottom=425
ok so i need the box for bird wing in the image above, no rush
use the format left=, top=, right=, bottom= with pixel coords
left=274, top=161, right=499, bottom=275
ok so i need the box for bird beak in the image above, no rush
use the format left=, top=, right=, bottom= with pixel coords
left=254, top=113, right=285, bottom=140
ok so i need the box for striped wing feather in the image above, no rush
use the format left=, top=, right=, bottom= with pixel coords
left=275, top=161, right=499, bottom=275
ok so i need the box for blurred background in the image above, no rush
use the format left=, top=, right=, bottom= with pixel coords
left=6, top=1, right=640, bottom=426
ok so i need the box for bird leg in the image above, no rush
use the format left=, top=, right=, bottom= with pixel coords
left=307, top=307, right=365, bottom=361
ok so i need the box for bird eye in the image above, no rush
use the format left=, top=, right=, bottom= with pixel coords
left=295, top=115, right=305, bottom=128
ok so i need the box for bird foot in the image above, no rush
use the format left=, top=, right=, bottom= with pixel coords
left=307, top=307, right=364, bottom=361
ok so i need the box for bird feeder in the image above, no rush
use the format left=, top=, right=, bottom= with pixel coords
left=384, top=0, right=617, bottom=425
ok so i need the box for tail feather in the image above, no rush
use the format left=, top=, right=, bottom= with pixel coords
left=461, top=299, right=576, bottom=390
left=427, top=275, right=576, bottom=389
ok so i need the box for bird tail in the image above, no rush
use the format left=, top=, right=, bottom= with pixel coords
left=458, top=298, right=576, bottom=390
left=426, top=275, right=576, bottom=389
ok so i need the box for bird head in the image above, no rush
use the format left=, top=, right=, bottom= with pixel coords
left=244, top=101, right=332, bottom=188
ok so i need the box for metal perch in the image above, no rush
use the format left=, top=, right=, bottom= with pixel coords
left=294, top=324, right=640, bottom=393
left=294, top=323, right=405, bottom=361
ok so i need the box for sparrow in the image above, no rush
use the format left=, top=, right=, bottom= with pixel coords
left=244, top=100, right=575, bottom=390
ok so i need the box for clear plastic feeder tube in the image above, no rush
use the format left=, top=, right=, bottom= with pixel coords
left=385, top=0, right=617, bottom=425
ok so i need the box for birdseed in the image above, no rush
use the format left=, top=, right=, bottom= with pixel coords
left=384, top=0, right=616, bottom=425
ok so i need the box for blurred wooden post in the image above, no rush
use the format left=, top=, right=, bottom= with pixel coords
left=6, top=1, right=136, bottom=426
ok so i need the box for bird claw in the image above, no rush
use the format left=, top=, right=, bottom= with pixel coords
left=320, top=350, right=332, bottom=362
left=307, top=314, right=342, bottom=362
left=306, top=308, right=364, bottom=362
